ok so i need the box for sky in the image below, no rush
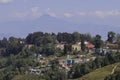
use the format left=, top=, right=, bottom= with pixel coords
left=0, top=0, right=120, bottom=26
left=0, top=0, right=120, bottom=40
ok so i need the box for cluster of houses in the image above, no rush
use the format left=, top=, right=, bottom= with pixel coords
left=27, top=41, right=120, bottom=75
left=56, top=41, right=95, bottom=54
left=28, top=64, right=52, bottom=75
left=56, top=41, right=120, bottom=55
left=28, top=53, right=96, bottom=74
left=58, top=55, right=96, bottom=71
left=28, top=54, right=52, bottom=75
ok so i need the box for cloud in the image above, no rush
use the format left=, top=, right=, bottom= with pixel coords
left=31, top=7, right=42, bottom=17
left=77, top=12, right=87, bottom=16
left=94, top=10, right=120, bottom=18
left=63, top=10, right=120, bottom=18
left=13, top=6, right=42, bottom=19
left=47, top=12, right=56, bottom=17
left=0, top=0, right=14, bottom=3
left=83, top=10, right=120, bottom=18
left=64, top=13, right=74, bottom=18
left=13, top=7, right=120, bottom=20
left=14, top=12, right=28, bottom=18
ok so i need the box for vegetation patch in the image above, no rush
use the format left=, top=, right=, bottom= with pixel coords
left=78, top=63, right=119, bottom=80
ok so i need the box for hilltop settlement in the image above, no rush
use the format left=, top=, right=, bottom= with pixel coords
left=0, top=31, right=120, bottom=80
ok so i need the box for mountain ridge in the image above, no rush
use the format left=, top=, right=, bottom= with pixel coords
left=0, top=15, right=119, bottom=39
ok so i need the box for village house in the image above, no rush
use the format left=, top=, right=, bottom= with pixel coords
left=58, top=59, right=70, bottom=71
left=73, top=58, right=83, bottom=64
left=34, top=54, right=48, bottom=65
left=83, top=58, right=90, bottom=62
left=29, top=68, right=41, bottom=75
left=72, top=44, right=81, bottom=51
left=84, top=41, right=95, bottom=53
left=72, top=41, right=95, bottom=53
left=95, top=48, right=110, bottom=55
left=106, top=42, right=118, bottom=49
left=91, top=57, right=96, bottom=61
left=56, top=43, right=64, bottom=50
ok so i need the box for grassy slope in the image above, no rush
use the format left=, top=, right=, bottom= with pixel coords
left=75, top=62, right=120, bottom=80
left=12, top=74, right=45, bottom=80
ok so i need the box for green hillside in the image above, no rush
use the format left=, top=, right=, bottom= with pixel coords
left=12, top=74, right=45, bottom=80
left=75, top=62, right=120, bottom=80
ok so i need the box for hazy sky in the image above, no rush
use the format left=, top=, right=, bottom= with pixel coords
left=0, top=0, right=120, bottom=26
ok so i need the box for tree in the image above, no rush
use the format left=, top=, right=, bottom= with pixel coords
left=81, top=39, right=85, bottom=52
left=5, top=37, right=24, bottom=56
left=72, top=32, right=80, bottom=43
left=94, top=35, right=103, bottom=49
left=81, top=34, right=86, bottom=52
left=57, top=32, right=73, bottom=43
left=73, top=64, right=81, bottom=78
left=80, top=63, right=91, bottom=75
left=26, top=32, right=56, bottom=46
left=116, top=34, right=120, bottom=41
left=84, top=33, right=92, bottom=41
left=0, top=37, right=8, bottom=48
left=64, top=44, right=72, bottom=54
left=105, top=71, right=120, bottom=80
left=107, top=31, right=116, bottom=43
left=41, top=43, right=56, bottom=56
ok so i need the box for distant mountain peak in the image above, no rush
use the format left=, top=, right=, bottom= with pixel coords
left=0, top=14, right=119, bottom=39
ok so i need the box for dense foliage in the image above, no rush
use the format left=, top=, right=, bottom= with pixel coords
left=105, top=72, right=120, bottom=80
left=69, top=52, right=120, bottom=79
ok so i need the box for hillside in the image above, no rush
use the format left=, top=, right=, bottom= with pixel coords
left=76, top=62, right=120, bottom=80
left=12, top=74, right=43, bottom=80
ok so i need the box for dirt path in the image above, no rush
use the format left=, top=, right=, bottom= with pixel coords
left=111, top=64, right=119, bottom=74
